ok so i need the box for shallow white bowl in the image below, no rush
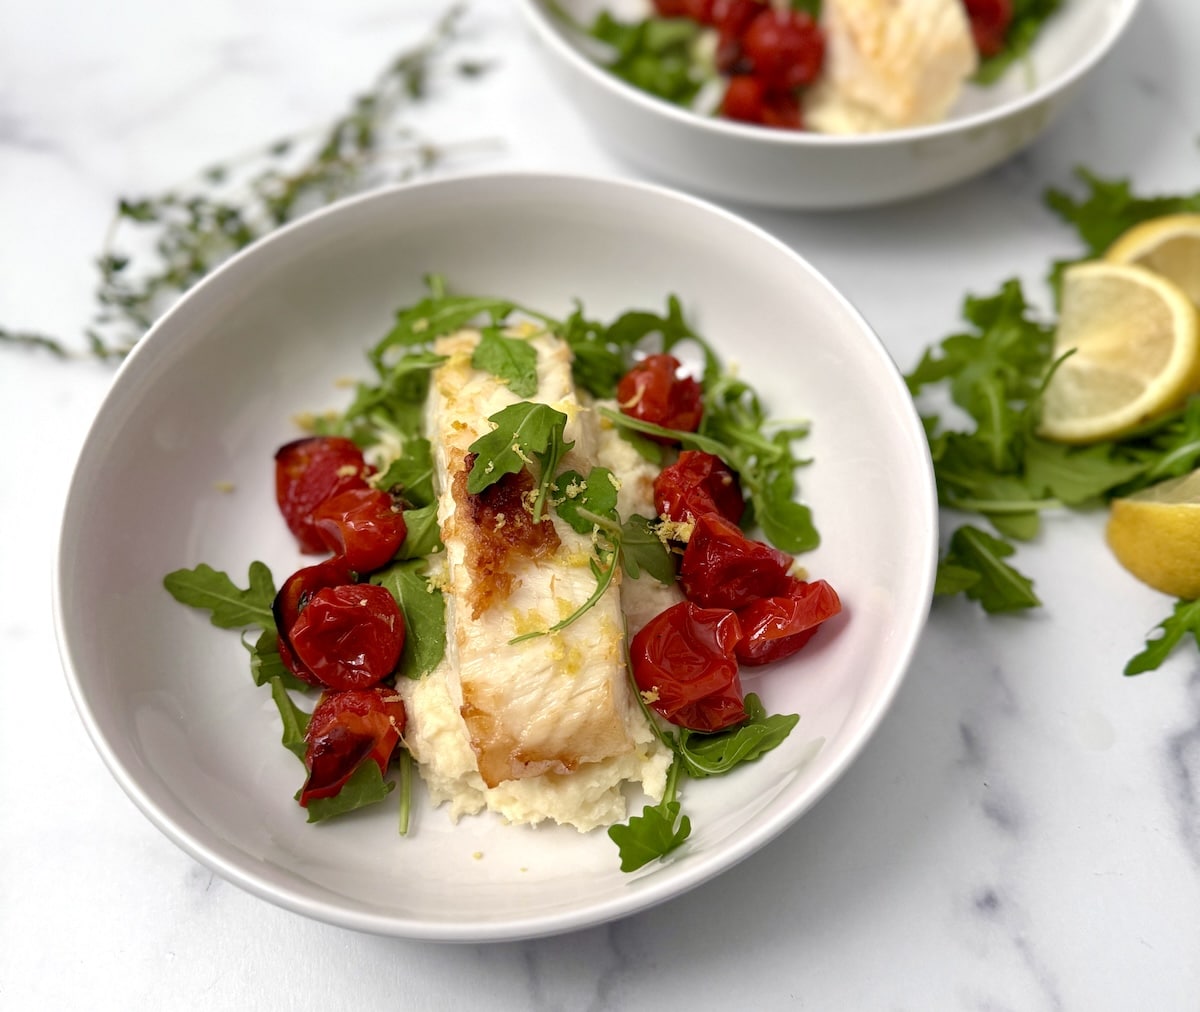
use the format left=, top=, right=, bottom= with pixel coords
left=56, top=172, right=937, bottom=941
left=518, top=0, right=1141, bottom=209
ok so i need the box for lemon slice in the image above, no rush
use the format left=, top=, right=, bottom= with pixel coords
left=1107, top=468, right=1200, bottom=598
left=1038, top=261, right=1200, bottom=444
left=1105, top=213, right=1200, bottom=306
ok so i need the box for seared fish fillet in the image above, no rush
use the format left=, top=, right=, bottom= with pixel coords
left=805, top=0, right=978, bottom=134
left=398, top=327, right=670, bottom=831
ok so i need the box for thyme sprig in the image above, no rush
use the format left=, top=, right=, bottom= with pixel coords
left=2, top=4, right=495, bottom=362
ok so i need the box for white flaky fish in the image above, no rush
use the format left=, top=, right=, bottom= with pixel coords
left=398, top=326, right=671, bottom=831
left=805, top=0, right=979, bottom=133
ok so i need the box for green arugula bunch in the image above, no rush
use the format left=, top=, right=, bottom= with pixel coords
left=913, top=170, right=1200, bottom=674
left=973, top=0, right=1063, bottom=85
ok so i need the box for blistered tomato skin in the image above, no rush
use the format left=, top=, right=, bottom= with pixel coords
left=964, top=0, right=1013, bottom=57
left=631, top=601, right=746, bottom=732
left=741, top=9, right=824, bottom=91
left=680, top=512, right=794, bottom=609
left=275, top=437, right=373, bottom=553
left=313, top=487, right=408, bottom=573
left=616, top=354, right=704, bottom=440
left=735, top=578, right=842, bottom=666
left=288, top=584, right=405, bottom=690
left=298, top=687, right=407, bottom=806
left=654, top=450, right=745, bottom=525
left=273, top=556, right=358, bottom=685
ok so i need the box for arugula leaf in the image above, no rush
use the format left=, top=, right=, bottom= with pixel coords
left=677, top=694, right=798, bottom=778
left=608, top=760, right=691, bottom=872
left=939, top=525, right=1040, bottom=612
left=973, top=0, right=1062, bottom=85
left=336, top=351, right=444, bottom=444
left=471, top=326, right=539, bottom=398
left=554, top=467, right=619, bottom=535
left=618, top=514, right=675, bottom=584
left=372, top=437, right=435, bottom=507
left=1045, top=170, right=1200, bottom=294
left=269, top=676, right=310, bottom=762
left=371, top=559, right=446, bottom=679
left=163, top=561, right=276, bottom=631
left=590, top=11, right=708, bottom=108
left=396, top=503, right=443, bottom=559
left=303, top=760, right=395, bottom=823
left=1125, top=599, right=1200, bottom=676
left=466, top=402, right=572, bottom=522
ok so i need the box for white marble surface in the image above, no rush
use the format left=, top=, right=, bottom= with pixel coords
left=3, top=1, right=1199, bottom=1008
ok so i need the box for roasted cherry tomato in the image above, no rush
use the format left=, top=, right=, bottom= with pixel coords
left=616, top=353, right=703, bottom=440
left=312, top=487, right=408, bottom=573
left=288, top=584, right=405, bottom=690
left=713, top=0, right=765, bottom=71
left=275, top=437, right=373, bottom=554
left=720, top=75, right=803, bottom=128
left=963, top=0, right=1012, bottom=58
left=631, top=601, right=746, bottom=732
left=652, top=0, right=715, bottom=19
left=735, top=577, right=841, bottom=666
left=740, top=9, right=824, bottom=91
left=298, top=687, right=407, bottom=806
left=680, top=511, right=793, bottom=609
left=273, top=556, right=358, bottom=685
left=654, top=449, right=745, bottom=525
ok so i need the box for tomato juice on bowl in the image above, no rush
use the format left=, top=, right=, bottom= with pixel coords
left=55, top=171, right=937, bottom=940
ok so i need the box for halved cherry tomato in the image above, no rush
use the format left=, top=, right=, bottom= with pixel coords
left=735, top=577, right=841, bottom=666
left=652, top=0, right=715, bottom=19
left=630, top=601, right=745, bottom=732
left=313, top=487, right=408, bottom=573
left=275, top=437, right=373, bottom=553
left=298, top=687, right=407, bottom=806
left=963, top=0, right=1012, bottom=58
left=273, top=556, right=357, bottom=685
left=679, top=512, right=793, bottom=608
left=616, top=353, right=703, bottom=440
left=713, top=0, right=765, bottom=71
left=288, top=584, right=405, bottom=690
left=654, top=449, right=745, bottom=525
left=741, top=9, right=824, bottom=91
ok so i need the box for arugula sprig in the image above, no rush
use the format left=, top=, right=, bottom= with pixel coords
left=466, top=401, right=573, bottom=522
left=973, top=0, right=1063, bottom=86
left=912, top=171, right=1200, bottom=672
left=608, top=692, right=799, bottom=871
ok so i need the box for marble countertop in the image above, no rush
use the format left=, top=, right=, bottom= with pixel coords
left=3, top=1, right=1199, bottom=1008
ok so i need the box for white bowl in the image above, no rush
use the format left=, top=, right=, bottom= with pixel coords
left=56, top=172, right=937, bottom=941
left=517, top=0, right=1141, bottom=209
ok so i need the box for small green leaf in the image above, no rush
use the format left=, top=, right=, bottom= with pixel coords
left=471, top=327, right=539, bottom=398
left=245, top=628, right=309, bottom=691
left=371, top=559, right=447, bottom=678
left=303, top=760, right=395, bottom=823
left=372, top=437, right=435, bottom=507
left=941, top=525, right=1040, bottom=613
left=269, top=676, right=311, bottom=762
left=677, top=694, right=798, bottom=778
left=1125, top=599, right=1200, bottom=676
left=396, top=503, right=443, bottom=559
left=164, top=561, right=276, bottom=630
left=608, top=800, right=691, bottom=872
left=619, top=514, right=676, bottom=584
left=554, top=467, right=619, bottom=535
left=466, top=402, right=571, bottom=496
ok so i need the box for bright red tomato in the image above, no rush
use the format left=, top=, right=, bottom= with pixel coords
left=741, top=9, right=824, bottom=91
left=713, top=0, right=765, bottom=70
left=273, top=556, right=357, bottom=685
left=679, top=512, right=793, bottom=609
left=275, top=437, right=373, bottom=554
left=719, top=75, right=803, bottom=128
left=298, top=687, right=407, bottom=806
left=735, top=577, right=841, bottom=666
left=312, top=487, right=408, bottom=573
left=652, top=0, right=716, bottom=20
left=616, top=354, right=703, bottom=439
left=963, top=0, right=1012, bottom=57
left=288, top=584, right=405, bottom=690
left=655, top=450, right=745, bottom=526
left=630, top=601, right=746, bottom=732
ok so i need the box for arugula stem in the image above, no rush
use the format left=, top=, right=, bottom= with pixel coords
left=398, top=749, right=413, bottom=836
left=941, top=494, right=1063, bottom=514
left=508, top=551, right=619, bottom=643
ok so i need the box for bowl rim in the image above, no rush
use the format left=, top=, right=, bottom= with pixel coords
left=54, top=169, right=939, bottom=940
left=517, top=0, right=1144, bottom=148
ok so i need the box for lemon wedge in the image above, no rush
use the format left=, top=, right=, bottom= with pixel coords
left=1038, top=261, right=1200, bottom=444
left=1105, top=213, right=1200, bottom=306
left=1107, top=468, right=1200, bottom=598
